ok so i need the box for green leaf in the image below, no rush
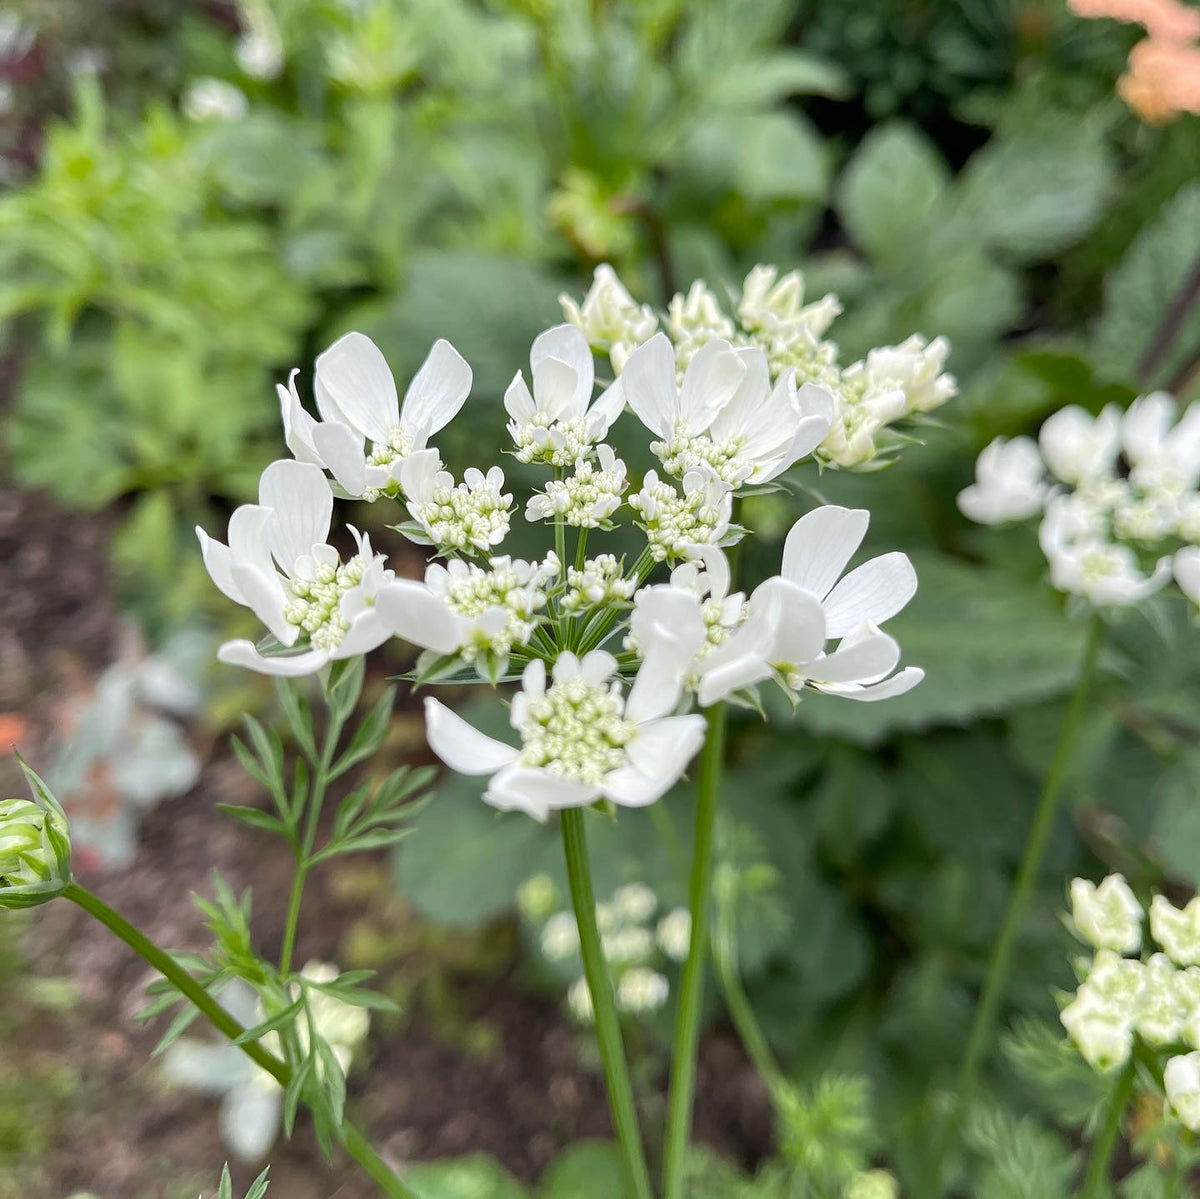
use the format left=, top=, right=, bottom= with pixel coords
left=536, top=1143, right=624, bottom=1198
left=837, top=122, right=949, bottom=265
left=711, top=50, right=851, bottom=107
left=275, top=679, right=317, bottom=763
left=330, top=685, right=396, bottom=779
left=216, top=805, right=291, bottom=838
left=790, top=553, right=1090, bottom=745
left=325, top=657, right=366, bottom=728
left=735, top=111, right=830, bottom=205
left=1095, top=180, right=1200, bottom=389
left=315, top=1034, right=346, bottom=1127
left=308, top=827, right=415, bottom=864
left=406, top=1155, right=530, bottom=1199
left=151, top=1000, right=203, bottom=1056
left=232, top=997, right=304, bottom=1046
left=282, top=1053, right=313, bottom=1139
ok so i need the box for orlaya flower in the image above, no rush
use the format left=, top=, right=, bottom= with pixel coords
left=398, top=450, right=513, bottom=554
left=280, top=331, right=472, bottom=500
left=197, top=460, right=393, bottom=676
left=621, top=333, right=832, bottom=486
left=424, top=651, right=706, bottom=820
left=1039, top=404, right=1122, bottom=487
left=751, top=506, right=923, bottom=701
left=957, top=435, right=1049, bottom=525
left=1121, top=391, right=1200, bottom=493
left=504, top=324, right=624, bottom=466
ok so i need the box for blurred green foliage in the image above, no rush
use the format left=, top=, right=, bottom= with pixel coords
left=3, top=0, right=1200, bottom=1194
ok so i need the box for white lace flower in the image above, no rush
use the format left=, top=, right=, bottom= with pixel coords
left=667, top=280, right=737, bottom=368
left=1060, top=987, right=1134, bottom=1073
left=958, top=436, right=1049, bottom=525
left=1152, top=894, right=1200, bottom=967
left=423, top=651, right=706, bottom=820
left=737, top=264, right=841, bottom=348
left=562, top=555, right=637, bottom=612
left=1040, top=507, right=1172, bottom=607
left=376, top=553, right=558, bottom=662
left=1166, top=1053, right=1200, bottom=1131
left=613, top=883, right=657, bottom=923
left=540, top=911, right=580, bottom=962
left=1122, top=391, right=1200, bottom=495
left=1070, top=875, right=1144, bottom=954
left=504, top=324, right=624, bottom=466
left=656, top=908, right=692, bottom=962
left=1039, top=404, right=1122, bottom=487
left=559, top=264, right=658, bottom=374
left=629, top=467, right=734, bottom=563
left=622, top=333, right=831, bottom=486
left=616, top=967, right=669, bottom=1014
left=1136, top=953, right=1188, bottom=1046
left=398, top=450, right=512, bottom=554
left=197, top=461, right=393, bottom=676
left=751, top=506, right=922, bottom=702
left=279, top=332, right=472, bottom=501
left=603, top=926, right=655, bottom=964
left=525, top=445, right=628, bottom=528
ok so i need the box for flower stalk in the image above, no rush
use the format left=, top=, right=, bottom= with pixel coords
left=958, top=613, right=1107, bottom=1100
left=63, top=882, right=415, bottom=1199
left=662, top=700, right=727, bottom=1199
left=1079, top=1057, right=1137, bottom=1199
left=559, top=807, right=655, bottom=1199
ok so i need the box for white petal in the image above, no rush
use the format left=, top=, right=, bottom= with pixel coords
left=401, top=338, right=472, bottom=438
left=218, top=639, right=329, bottom=676
left=314, top=331, right=399, bottom=442
left=226, top=504, right=277, bottom=579
left=160, top=1039, right=248, bottom=1094
left=196, top=527, right=246, bottom=605
left=221, top=1084, right=282, bottom=1163
left=620, top=333, right=678, bottom=439
left=678, top=339, right=746, bottom=433
left=258, top=460, right=333, bottom=571
left=819, top=666, right=924, bottom=702
left=312, top=421, right=367, bottom=497
left=810, top=627, right=901, bottom=684
left=532, top=355, right=581, bottom=423
left=781, top=506, right=869, bottom=598
left=375, top=581, right=463, bottom=654
left=398, top=449, right=444, bottom=506
left=503, top=371, right=536, bottom=423
left=531, top=324, right=593, bottom=419
left=522, top=657, right=548, bottom=701
left=578, top=650, right=618, bottom=685
left=823, top=552, right=917, bottom=639
left=695, top=647, right=773, bottom=707
left=333, top=609, right=392, bottom=658
left=278, top=372, right=323, bottom=466
left=424, top=698, right=519, bottom=775
left=484, top=764, right=599, bottom=820
left=588, top=378, right=626, bottom=439
left=749, top=577, right=826, bottom=665
left=707, top=347, right=771, bottom=444
left=624, top=714, right=707, bottom=783
left=229, top=563, right=295, bottom=646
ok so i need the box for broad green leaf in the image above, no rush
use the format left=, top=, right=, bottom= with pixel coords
left=1094, top=180, right=1200, bottom=389
left=537, top=1143, right=625, bottom=1198
left=837, top=122, right=949, bottom=264
left=735, top=111, right=830, bottom=205
left=406, top=1155, right=530, bottom=1199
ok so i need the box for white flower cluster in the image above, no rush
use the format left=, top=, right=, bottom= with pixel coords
left=1061, top=874, right=1200, bottom=1131
left=200, top=304, right=924, bottom=819
left=527, top=877, right=687, bottom=1023
left=959, top=395, right=1200, bottom=607
left=561, top=263, right=957, bottom=470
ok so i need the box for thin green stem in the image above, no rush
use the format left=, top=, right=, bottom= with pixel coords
left=958, top=614, right=1106, bottom=1100
left=279, top=864, right=309, bottom=977
left=662, top=702, right=727, bottom=1199
left=1080, top=1058, right=1136, bottom=1199
left=559, top=808, right=654, bottom=1199
left=64, top=883, right=414, bottom=1199
left=575, top=527, right=590, bottom=572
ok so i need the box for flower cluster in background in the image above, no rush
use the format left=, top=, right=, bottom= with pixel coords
left=517, top=874, right=688, bottom=1023
left=959, top=395, right=1200, bottom=607
left=1061, top=874, right=1200, bottom=1130
left=562, top=264, right=957, bottom=469
left=198, top=284, right=928, bottom=820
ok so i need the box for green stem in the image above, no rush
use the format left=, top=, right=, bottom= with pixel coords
left=64, top=883, right=414, bottom=1199
left=1080, top=1058, right=1136, bottom=1199
left=559, top=808, right=654, bottom=1199
left=958, top=614, right=1106, bottom=1100
left=279, top=864, right=309, bottom=977
left=662, top=702, right=727, bottom=1199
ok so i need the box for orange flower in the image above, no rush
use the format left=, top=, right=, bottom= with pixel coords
left=1119, top=37, right=1200, bottom=121
left=1068, top=0, right=1200, bottom=41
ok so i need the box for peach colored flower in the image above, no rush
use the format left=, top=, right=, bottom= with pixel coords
left=1068, top=0, right=1200, bottom=42
left=1119, top=37, right=1200, bottom=122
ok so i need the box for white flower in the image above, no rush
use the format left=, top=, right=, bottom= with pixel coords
left=656, top=908, right=692, bottom=961
left=629, top=466, right=734, bottom=563
left=398, top=451, right=512, bottom=553
left=613, top=883, right=657, bottom=923
left=562, top=555, right=637, bottom=612
left=958, top=436, right=1049, bottom=525
left=1040, top=520, right=1171, bottom=608
left=567, top=976, right=595, bottom=1023
left=1039, top=405, right=1122, bottom=486
left=422, top=650, right=706, bottom=820
left=559, top=265, right=658, bottom=374
left=1152, top=894, right=1200, bottom=967
left=197, top=461, right=393, bottom=676
left=1175, top=546, right=1200, bottom=606
left=1166, top=1052, right=1200, bottom=1130
left=1070, top=875, right=1143, bottom=954
left=629, top=547, right=774, bottom=707
left=603, top=927, right=655, bottom=964
left=752, top=506, right=923, bottom=702
left=526, top=445, right=628, bottom=528
left=622, top=333, right=832, bottom=486
left=375, top=554, right=557, bottom=662
left=182, top=78, right=248, bottom=122
left=540, top=911, right=580, bottom=962
left=1136, top=953, right=1188, bottom=1046
left=616, top=967, right=669, bottom=1014
left=505, top=325, right=624, bottom=466
left=1060, top=987, right=1135, bottom=1073
left=235, top=29, right=283, bottom=79
left=852, top=335, right=956, bottom=417
left=666, top=281, right=737, bottom=367
left=280, top=333, right=472, bottom=501
left=1122, top=392, right=1200, bottom=495
left=737, top=264, right=841, bottom=347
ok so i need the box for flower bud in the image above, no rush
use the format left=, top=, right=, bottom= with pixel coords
left=1, top=762, right=72, bottom=909
left=1069, top=875, right=1143, bottom=954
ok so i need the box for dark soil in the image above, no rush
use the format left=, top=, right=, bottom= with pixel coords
left=1, top=481, right=772, bottom=1199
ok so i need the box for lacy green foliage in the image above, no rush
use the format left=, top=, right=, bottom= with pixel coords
left=963, top=1106, right=1078, bottom=1199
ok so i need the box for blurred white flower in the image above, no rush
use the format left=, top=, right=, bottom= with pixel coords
left=957, top=436, right=1048, bottom=525
left=1060, top=986, right=1135, bottom=1073
left=1070, top=875, right=1144, bottom=954
left=183, top=78, right=248, bottom=123
left=198, top=461, right=393, bottom=676
left=423, top=651, right=706, bottom=820
left=559, top=265, right=658, bottom=374
left=1175, top=545, right=1200, bottom=606
left=613, top=883, right=657, bottom=923
left=567, top=977, right=594, bottom=1023
left=656, top=908, right=692, bottom=962
left=1135, top=953, right=1188, bottom=1045
left=541, top=911, right=580, bottom=961
left=1039, top=405, right=1122, bottom=486
left=1166, top=1052, right=1200, bottom=1130
left=1151, top=894, right=1200, bottom=966
left=616, top=967, right=669, bottom=1014
left=603, top=926, right=656, bottom=964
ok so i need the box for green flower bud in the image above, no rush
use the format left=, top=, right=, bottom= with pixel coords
left=0, top=758, right=72, bottom=909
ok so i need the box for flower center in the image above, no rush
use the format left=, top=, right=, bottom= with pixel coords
left=283, top=556, right=366, bottom=650
left=367, top=426, right=415, bottom=468
left=442, top=560, right=553, bottom=659
left=653, top=423, right=748, bottom=485
left=512, top=415, right=593, bottom=467
left=517, top=677, right=635, bottom=784
left=413, top=473, right=512, bottom=553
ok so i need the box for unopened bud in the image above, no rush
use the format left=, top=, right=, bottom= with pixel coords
left=1, top=761, right=72, bottom=909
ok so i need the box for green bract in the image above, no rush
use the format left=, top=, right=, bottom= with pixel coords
left=0, top=763, right=72, bottom=910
